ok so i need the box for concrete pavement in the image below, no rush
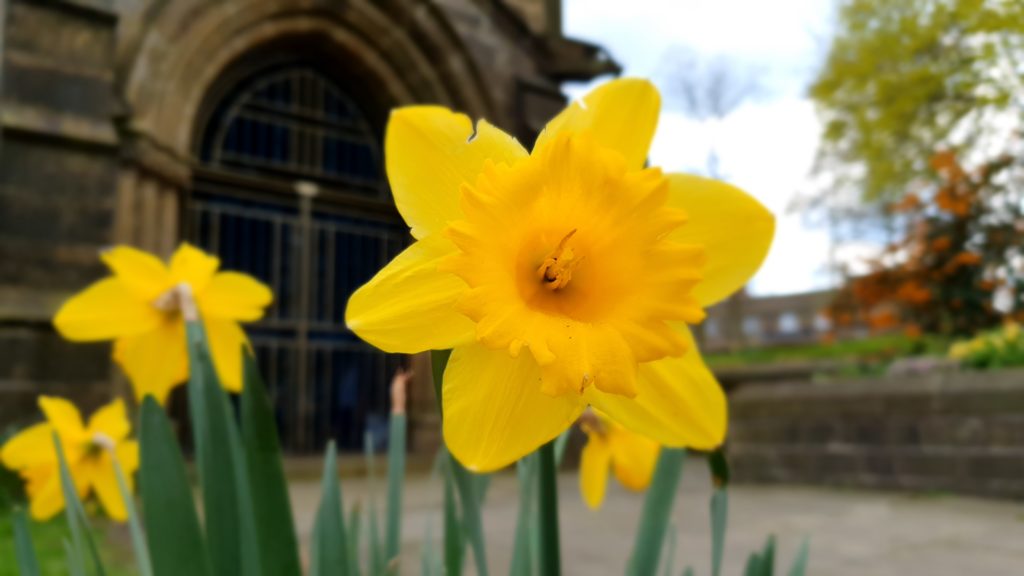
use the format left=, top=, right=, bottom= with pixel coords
left=288, top=457, right=1024, bottom=575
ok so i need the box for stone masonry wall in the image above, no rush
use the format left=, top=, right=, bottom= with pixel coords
left=0, top=0, right=121, bottom=425
left=728, top=369, right=1024, bottom=499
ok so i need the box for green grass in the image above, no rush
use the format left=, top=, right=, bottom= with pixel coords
left=704, top=333, right=951, bottom=369
left=0, top=505, right=137, bottom=576
left=0, top=430, right=136, bottom=575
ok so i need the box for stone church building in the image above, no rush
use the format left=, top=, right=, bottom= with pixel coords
left=0, top=0, right=617, bottom=453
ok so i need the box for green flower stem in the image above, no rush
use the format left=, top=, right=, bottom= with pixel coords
left=628, top=448, right=686, bottom=576
left=112, top=455, right=153, bottom=576
left=538, top=440, right=561, bottom=576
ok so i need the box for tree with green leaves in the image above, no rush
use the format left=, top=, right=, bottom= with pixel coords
left=810, top=0, right=1024, bottom=204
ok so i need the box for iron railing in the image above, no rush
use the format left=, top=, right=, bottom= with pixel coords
left=189, top=184, right=405, bottom=453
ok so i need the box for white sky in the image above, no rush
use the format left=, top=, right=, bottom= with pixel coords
left=563, top=0, right=847, bottom=296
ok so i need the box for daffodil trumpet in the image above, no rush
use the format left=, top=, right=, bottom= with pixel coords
left=345, top=77, right=775, bottom=472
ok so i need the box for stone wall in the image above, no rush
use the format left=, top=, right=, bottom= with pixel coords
left=0, top=0, right=121, bottom=425
left=728, top=369, right=1024, bottom=499
left=503, top=0, right=550, bottom=34
left=0, top=0, right=119, bottom=294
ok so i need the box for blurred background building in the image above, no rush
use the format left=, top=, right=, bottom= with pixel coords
left=0, top=0, right=618, bottom=453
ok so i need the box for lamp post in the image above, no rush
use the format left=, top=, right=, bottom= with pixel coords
left=294, top=180, right=319, bottom=451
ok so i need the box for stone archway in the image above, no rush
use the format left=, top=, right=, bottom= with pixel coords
left=120, top=0, right=495, bottom=155
left=113, top=0, right=495, bottom=256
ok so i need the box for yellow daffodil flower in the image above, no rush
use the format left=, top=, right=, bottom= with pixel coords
left=53, top=243, right=272, bottom=404
left=1004, top=321, right=1020, bottom=341
left=0, top=396, right=138, bottom=521
left=345, top=78, right=774, bottom=471
left=578, top=410, right=660, bottom=509
left=948, top=340, right=972, bottom=360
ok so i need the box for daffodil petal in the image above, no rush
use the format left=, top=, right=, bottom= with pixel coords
left=87, top=399, right=130, bottom=441
left=587, top=325, right=726, bottom=450
left=28, top=473, right=65, bottom=521
left=346, top=235, right=475, bottom=353
left=386, top=107, right=527, bottom=239
left=53, top=278, right=163, bottom=341
left=667, top=174, right=774, bottom=307
left=117, top=321, right=188, bottom=405
left=169, top=243, right=220, bottom=293
left=204, top=318, right=248, bottom=393
left=116, top=440, right=140, bottom=473
left=22, top=465, right=54, bottom=498
left=199, top=272, right=273, bottom=322
left=609, top=429, right=660, bottom=491
left=101, top=246, right=173, bottom=300
left=443, top=344, right=584, bottom=472
left=1, top=423, right=55, bottom=469
left=579, top=435, right=612, bottom=509
left=534, top=78, right=660, bottom=169
left=38, top=396, right=86, bottom=440
left=89, top=457, right=128, bottom=522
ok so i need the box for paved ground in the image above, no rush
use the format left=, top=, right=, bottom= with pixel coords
left=289, top=457, right=1024, bottom=576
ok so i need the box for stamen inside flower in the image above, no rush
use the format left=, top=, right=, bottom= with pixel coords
left=85, top=431, right=115, bottom=458
left=91, top=432, right=115, bottom=451
left=537, top=229, right=582, bottom=291
left=152, top=286, right=181, bottom=313
left=151, top=283, right=199, bottom=321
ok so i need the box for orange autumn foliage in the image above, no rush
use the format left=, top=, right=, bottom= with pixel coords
left=904, top=324, right=923, bottom=339
left=896, top=281, right=932, bottom=306
left=931, top=236, right=952, bottom=252
left=867, top=308, right=900, bottom=331
left=829, top=150, right=1022, bottom=337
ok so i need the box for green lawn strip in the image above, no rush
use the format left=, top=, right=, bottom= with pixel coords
left=705, top=334, right=950, bottom=370
left=0, top=508, right=136, bottom=576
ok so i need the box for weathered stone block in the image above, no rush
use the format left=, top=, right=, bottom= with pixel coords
left=0, top=325, right=109, bottom=382
left=4, top=0, right=114, bottom=73
left=728, top=369, right=1024, bottom=499
left=0, top=137, right=116, bottom=198
left=0, top=239, right=106, bottom=292
left=3, top=62, right=115, bottom=118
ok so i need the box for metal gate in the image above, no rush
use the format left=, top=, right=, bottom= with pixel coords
left=189, top=63, right=405, bottom=453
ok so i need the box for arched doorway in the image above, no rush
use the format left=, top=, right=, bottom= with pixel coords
left=188, top=60, right=406, bottom=453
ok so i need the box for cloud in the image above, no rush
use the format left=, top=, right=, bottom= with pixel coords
left=649, top=99, right=837, bottom=295
left=562, top=0, right=860, bottom=296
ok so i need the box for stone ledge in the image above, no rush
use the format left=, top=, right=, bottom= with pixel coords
left=0, top=286, right=72, bottom=322
left=731, top=367, right=1024, bottom=400
left=714, top=360, right=846, bottom=388
left=47, top=0, right=117, bottom=21
left=282, top=452, right=437, bottom=481
left=1, top=102, right=117, bottom=147
left=728, top=369, right=1024, bottom=499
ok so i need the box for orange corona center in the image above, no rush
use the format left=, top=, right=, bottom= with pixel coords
left=443, top=133, right=706, bottom=396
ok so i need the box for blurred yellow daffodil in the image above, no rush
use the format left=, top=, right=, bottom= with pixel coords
left=346, top=78, right=774, bottom=471
left=1004, top=321, right=1021, bottom=341
left=948, top=340, right=973, bottom=360
left=950, top=321, right=1024, bottom=365
left=1, top=396, right=138, bottom=521
left=53, top=243, right=272, bottom=404
left=579, top=410, right=660, bottom=509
